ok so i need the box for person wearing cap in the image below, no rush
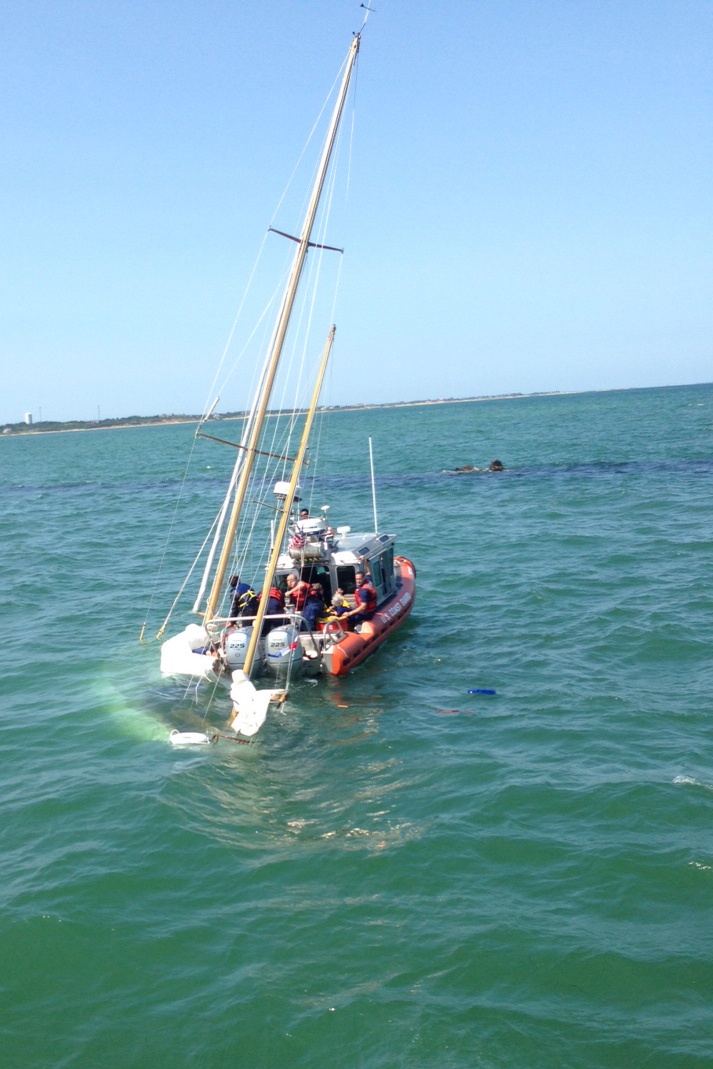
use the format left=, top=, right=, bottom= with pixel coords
left=228, top=575, right=258, bottom=620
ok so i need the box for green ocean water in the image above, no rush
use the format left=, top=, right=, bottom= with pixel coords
left=2, top=383, right=712, bottom=1068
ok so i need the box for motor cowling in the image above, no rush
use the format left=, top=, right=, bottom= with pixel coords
left=222, top=626, right=252, bottom=669
left=264, top=625, right=303, bottom=675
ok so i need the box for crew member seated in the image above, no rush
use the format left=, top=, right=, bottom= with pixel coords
left=330, top=589, right=350, bottom=615
left=285, top=573, right=327, bottom=632
left=341, top=571, right=377, bottom=628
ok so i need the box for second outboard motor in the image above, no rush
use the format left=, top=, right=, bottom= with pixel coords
left=264, top=625, right=303, bottom=676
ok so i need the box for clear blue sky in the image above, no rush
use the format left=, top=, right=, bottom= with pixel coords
left=2, top=0, right=711, bottom=424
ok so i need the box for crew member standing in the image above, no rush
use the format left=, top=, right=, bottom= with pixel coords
left=258, top=584, right=285, bottom=635
left=285, top=572, right=310, bottom=612
left=228, top=575, right=258, bottom=620
left=302, top=582, right=326, bottom=632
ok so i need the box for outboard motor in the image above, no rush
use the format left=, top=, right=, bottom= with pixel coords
left=264, top=624, right=303, bottom=677
left=223, top=626, right=253, bottom=670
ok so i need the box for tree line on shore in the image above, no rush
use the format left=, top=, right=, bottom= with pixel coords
left=2, top=393, right=543, bottom=436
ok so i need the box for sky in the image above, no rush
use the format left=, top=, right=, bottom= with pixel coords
left=1, top=0, right=711, bottom=424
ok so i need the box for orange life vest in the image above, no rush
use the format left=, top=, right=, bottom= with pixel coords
left=355, top=580, right=377, bottom=615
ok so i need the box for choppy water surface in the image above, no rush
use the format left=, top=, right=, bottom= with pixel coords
left=2, top=384, right=712, bottom=1068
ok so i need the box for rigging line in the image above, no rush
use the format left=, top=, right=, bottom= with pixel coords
left=322, top=54, right=355, bottom=322
left=202, top=651, right=233, bottom=716
left=205, top=36, right=360, bottom=624
left=193, top=362, right=270, bottom=613
left=274, top=58, right=354, bottom=512
left=213, top=281, right=282, bottom=407
left=358, top=5, right=374, bottom=34
left=200, top=227, right=273, bottom=419
left=203, top=157, right=342, bottom=624
left=145, top=230, right=277, bottom=635
left=260, top=38, right=354, bottom=449
left=306, top=86, right=354, bottom=507
left=140, top=424, right=209, bottom=639
left=264, top=215, right=327, bottom=429
left=154, top=515, right=225, bottom=638
left=300, top=90, right=354, bottom=501
left=291, top=62, right=351, bottom=404
left=266, top=50, right=354, bottom=233
left=261, top=229, right=340, bottom=498
left=271, top=102, right=346, bottom=440
left=297, top=133, right=344, bottom=390
left=260, top=237, right=331, bottom=473
left=148, top=41, right=360, bottom=638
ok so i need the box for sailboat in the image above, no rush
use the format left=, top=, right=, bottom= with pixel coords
left=156, top=28, right=416, bottom=743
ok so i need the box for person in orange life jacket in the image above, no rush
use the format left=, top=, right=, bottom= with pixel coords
left=285, top=572, right=310, bottom=611
left=285, top=573, right=324, bottom=631
left=228, top=575, right=258, bottom=620
left=258, top=584, right=285, bottom=635
left=302, top=582, right=326, bottom=632
left=342, top=570, right=377, bottom=627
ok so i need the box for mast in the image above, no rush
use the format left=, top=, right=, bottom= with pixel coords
left=191, top=362, right=271, bottom=613
left=240, top=325, right=336, bottom=678
left=204, top=34, right=360, bottom=625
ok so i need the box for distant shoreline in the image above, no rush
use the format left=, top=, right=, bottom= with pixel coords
left=4, top=384, right=707, bottom=436
left=2, top=391, right=568, bottom=437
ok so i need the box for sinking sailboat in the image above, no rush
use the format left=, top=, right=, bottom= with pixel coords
left=155, top=28, right=415, bottom=741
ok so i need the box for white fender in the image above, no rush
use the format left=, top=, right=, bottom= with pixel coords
left=169, top=730, right=212, bottom=746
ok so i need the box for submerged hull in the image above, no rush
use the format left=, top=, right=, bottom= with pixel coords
left=160, top=623, right=218, bottom=680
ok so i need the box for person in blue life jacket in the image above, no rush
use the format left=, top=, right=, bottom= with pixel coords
left=228, top=575, right=258, bottom=620
left=342, top=570, right=377, bottom=628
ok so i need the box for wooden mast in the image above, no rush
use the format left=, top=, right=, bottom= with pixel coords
left=204, top=34, right=360, bottom=625
left=241, top=325, right=336, bottom=677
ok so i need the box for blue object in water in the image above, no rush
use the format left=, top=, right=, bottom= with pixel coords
left=467, top=688, right=496, bottom=695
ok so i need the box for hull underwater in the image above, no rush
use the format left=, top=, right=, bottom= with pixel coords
left=159, top=623, right=218, bottom=681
